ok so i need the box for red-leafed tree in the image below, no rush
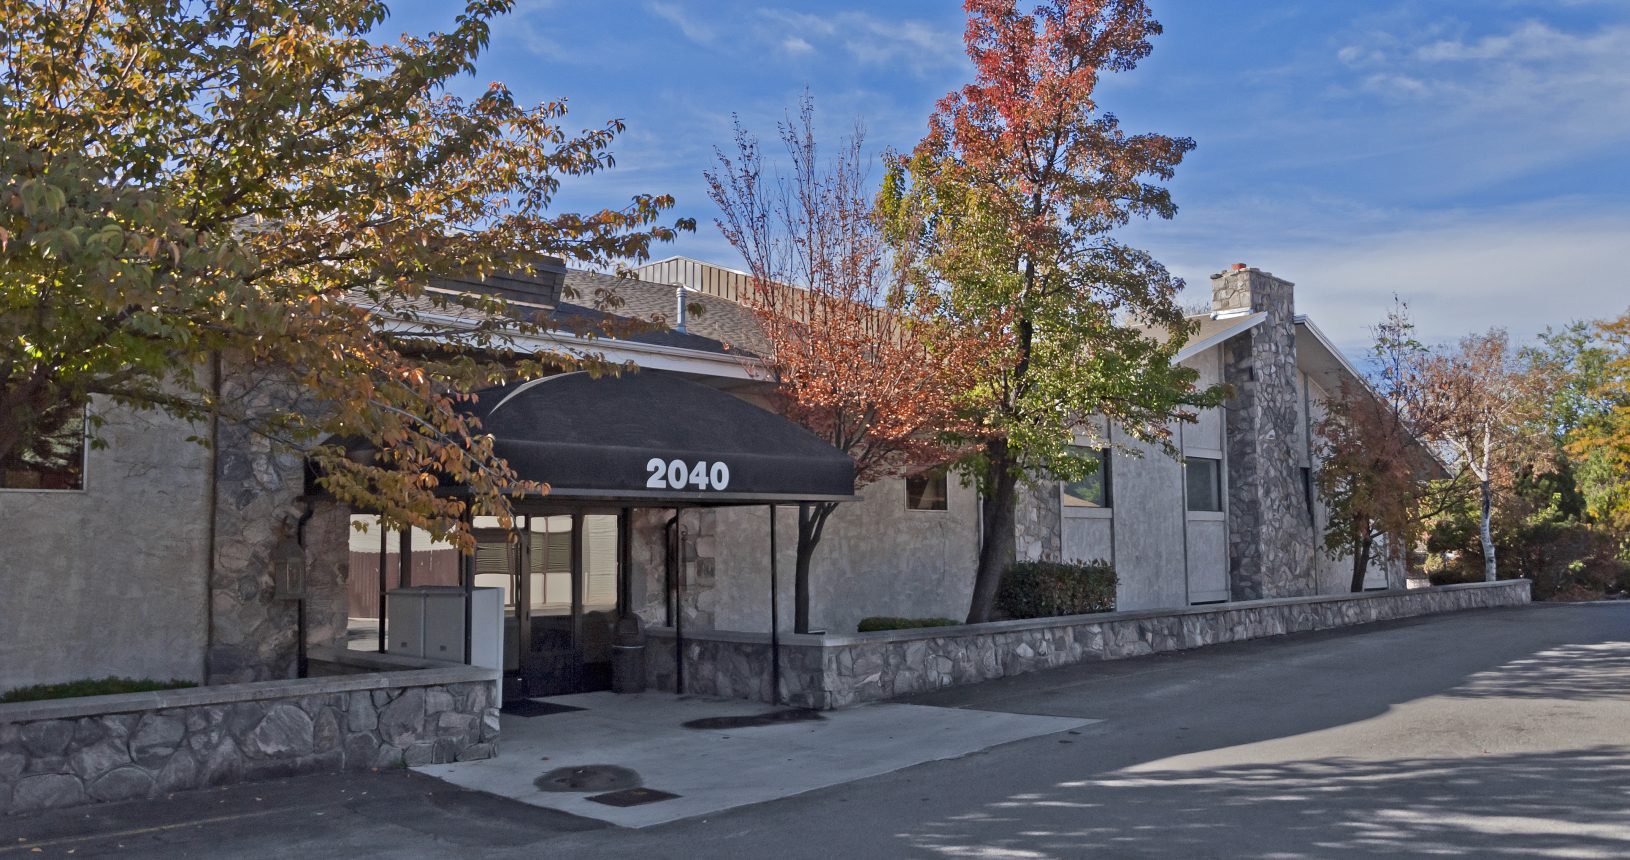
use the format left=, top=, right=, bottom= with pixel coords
left=707, top=99, right=993, bottom=633
left=1315, top=301, right=1461, bottom=592
left=880, top=0, right=1223, bottom=622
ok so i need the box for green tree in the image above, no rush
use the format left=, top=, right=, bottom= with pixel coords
left=880, top=0, right=1224, bottom=623
left=1, top=0, right=690, bottom=543
left=1553, top=312, right=1630, bottom=530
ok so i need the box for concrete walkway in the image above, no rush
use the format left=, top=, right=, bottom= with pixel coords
left=415, top=691, right=1094, bottom=827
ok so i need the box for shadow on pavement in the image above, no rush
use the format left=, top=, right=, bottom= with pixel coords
left=902, top=745, right=1630, bottom=857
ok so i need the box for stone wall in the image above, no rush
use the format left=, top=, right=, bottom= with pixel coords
left=646, top=580, right=1530, bottom=710
left=0, top=663, right=498, bottom=816
left=1214, top=267, right=1318, bottom=600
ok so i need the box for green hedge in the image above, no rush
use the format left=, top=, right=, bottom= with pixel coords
left=857, top=616, right=961, bottom=633
left=0, top=676, right=195, bottom=704
left=996, top=560, right=1117, bottom=619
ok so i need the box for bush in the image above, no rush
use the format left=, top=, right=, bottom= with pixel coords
left=997, top=560, right=1117, bottom=619
left=0, top=676, right=195, bottom=704
left=857, top=616, right=961, bottom=633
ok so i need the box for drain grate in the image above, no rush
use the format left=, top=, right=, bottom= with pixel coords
left=682, top=708, right=824, bottom=730
left=504, top=699, right=587, bottom=718
left=587, top=787, right=681, bottom=807
left=535, top=765, right=641, bottom=793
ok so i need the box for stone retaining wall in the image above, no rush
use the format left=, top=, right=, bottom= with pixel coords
left=0, top=659, right=498, bottom=816
left=647, top=580, right=1531, bottom=710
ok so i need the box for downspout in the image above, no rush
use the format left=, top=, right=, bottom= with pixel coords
left=294, top=500, right=315, bottom=678
left=203, top=351, right=222, bottom=683
left=665, top=512, right=685, bottom=694
left=769, top=504, right=780, bottom=707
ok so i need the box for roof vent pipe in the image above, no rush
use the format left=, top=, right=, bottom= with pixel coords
left=674, top=284, right=688, bottom=333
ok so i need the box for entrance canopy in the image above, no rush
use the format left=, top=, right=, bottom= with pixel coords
left=463, top=370, right=857, bottom=505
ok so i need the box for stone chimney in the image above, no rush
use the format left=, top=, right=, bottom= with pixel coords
left=1211, top=265, right=1316, bottom=600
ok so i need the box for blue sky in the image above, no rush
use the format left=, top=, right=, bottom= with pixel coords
left=387, top=1, right=1630, bottom=352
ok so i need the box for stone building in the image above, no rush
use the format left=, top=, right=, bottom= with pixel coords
left=0, top=258, right=1407, bottom=701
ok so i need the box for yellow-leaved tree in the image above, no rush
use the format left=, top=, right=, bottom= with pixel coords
left=1, top=0, right=692, bottom=544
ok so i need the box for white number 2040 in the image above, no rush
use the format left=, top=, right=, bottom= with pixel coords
left=646, top=458, right=731, bottom=491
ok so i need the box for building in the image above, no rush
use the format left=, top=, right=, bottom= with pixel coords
left=0, top=258, right=1404, bottom=702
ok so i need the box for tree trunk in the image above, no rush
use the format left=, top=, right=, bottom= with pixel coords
left=1349, top=526, right=1374, bottom=594
left=794, top=502, right=836, bottom=634
left=967, top=439, right=1019, bottom=624
left=1479, top=477, right=1497, bottom=582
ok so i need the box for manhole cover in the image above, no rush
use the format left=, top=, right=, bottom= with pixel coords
left=535, top=765, right=641, bottom=793
left=587, top=787, right=682, bottom=807
left=682, top=708, right=825, bottom=730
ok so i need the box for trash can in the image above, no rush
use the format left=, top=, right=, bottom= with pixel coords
left=611, top=615, right=647, bottom=694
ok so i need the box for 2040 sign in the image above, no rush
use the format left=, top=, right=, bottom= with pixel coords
left=646, top=457, right=731, bottom=491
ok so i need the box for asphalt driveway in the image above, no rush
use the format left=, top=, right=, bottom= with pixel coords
left=6, top=601, right=1629, bottom=859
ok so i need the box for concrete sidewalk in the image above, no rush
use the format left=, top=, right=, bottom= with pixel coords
left=414, top=691, right=1095, bottom=827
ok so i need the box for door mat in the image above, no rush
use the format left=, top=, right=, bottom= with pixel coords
left=587, top=787, right=682, bottom=807
left=503, top=699, right=588, bottom=717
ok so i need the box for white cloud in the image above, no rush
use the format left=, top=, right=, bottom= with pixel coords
left=757, top=9, right=964, bottom=78
left=782, top=35, right=814, bottom=56
left=1153, top=204, right=1630, bottom=353
left=647, top=1, right=716, bottom=47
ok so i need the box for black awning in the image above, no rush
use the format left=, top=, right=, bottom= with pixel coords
left=463, top=370, right=857, bottom=505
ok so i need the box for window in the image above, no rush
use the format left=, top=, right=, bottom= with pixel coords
left=1185, top=457, right=1223, bottom=513
left=1302, top=466, right=1316, bottom=520
left=905, top=468, right=948, bottom=511
left=0, top=405, right=86, bottom=490
left=1062, top=447, right=1111, bottom=508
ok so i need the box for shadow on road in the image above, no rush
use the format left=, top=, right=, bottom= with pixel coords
left=903, top=746, right=1630, bottom=857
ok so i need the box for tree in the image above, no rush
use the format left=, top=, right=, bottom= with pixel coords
left=1, top=0, right=690, bottom=545
left=1416, top=331, right=1550, bottom=581
left=1557, top=311, right=1630, bottom=530
left=879, top=0, right=1223, bottom=622
left=1314, top=301, right=1459, bottom=592
left=706, top=99, right=990, bottom=632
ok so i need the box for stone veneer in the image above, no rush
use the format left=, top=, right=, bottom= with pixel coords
left=1014, top=477, right=1064, bottom=563
left=1214, top=267, right=1318, bottom=600
left=646, top=581, right=1530, bottom=710
left=0, top=653, right=498, bottom=816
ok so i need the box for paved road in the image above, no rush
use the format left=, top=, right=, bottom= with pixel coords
left=6, top=602, right=1630, bottom=858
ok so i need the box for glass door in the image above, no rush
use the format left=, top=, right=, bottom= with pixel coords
left=578, top=513, right=621, bottom=691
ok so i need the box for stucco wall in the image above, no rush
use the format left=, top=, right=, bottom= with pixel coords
left=0, top=400, right=212, bottom=691
left=1110, top=430, right=1188, bottom=610
left=633, top=475, right=980, bottom=637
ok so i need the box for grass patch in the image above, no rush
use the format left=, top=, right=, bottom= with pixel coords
left=0, top=676, right=196, bottom=704
left=857, top=616, right=961, bottom=633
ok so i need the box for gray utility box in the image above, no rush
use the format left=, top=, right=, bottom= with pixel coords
left=387, top=586, right=504, bottom=676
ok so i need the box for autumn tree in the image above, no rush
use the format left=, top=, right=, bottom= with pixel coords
left=0, top=0, right=690, bottom=543
left=707, top=99, right=990, bottom=632
left=1416, top=331, right=1551, bottom=581
left=1314, top=301, right=1458, bottom=592
left=1557, top=311, right=1630, bottom=530
left=880, top=0, right=1223, bottom=622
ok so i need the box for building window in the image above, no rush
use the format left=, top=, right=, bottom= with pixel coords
left=1302, top=466, right=1316, bottom=520
left=1062, top=447, right=1111, bottom=508
left=1185, top=457, right=1223, bottom=513
left=0, top=406, right=86, bottom=490
left=905, top=468, right=948, bottom=511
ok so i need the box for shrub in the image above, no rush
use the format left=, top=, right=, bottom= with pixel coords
left=0, top=676, right=195, bottom=704
left=857, top=617, right=961, bottom=633
left=996, top=560, right=1117, bottom=619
